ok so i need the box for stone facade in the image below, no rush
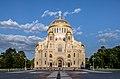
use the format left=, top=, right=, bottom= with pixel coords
left=34, top=15, right=85, bottom=69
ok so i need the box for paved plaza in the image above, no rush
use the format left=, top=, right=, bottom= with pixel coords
left=0, top=69, right=120, bottom=79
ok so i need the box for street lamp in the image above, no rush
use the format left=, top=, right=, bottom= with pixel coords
left=24, top=57, right=27, bottom=70
left=92, top=57, right=95, bottom=70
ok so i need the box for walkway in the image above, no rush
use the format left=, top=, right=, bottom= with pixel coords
left=47, top=71, right=72, bottom=79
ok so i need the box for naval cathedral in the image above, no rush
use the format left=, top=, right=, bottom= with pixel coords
left=34, top=12, right=85, bottom=69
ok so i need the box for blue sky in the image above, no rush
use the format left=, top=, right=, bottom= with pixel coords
left=0, top=0, right=120, bottom=60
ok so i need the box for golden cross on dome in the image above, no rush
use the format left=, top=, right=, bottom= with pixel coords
left=58, top=11, right=62, bottom=17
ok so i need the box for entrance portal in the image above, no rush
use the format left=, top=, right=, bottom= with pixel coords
left=58, top=60, right=62, bottom=67
left=50, top=62, right=52, bottom=67
left=68, top=63, right=70, bottom=67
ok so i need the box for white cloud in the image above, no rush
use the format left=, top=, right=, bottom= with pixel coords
left=98, top=31, right=103, bottom=34
left=63, top=8, right=81, bottom=17
left=114, top=29, right=120, bottom=32
left=72, top=8, right=81, bottom=13
left=73, top=26, right=83, bottom=35
left=20, top=20, right=48, bottom=33
left=63, top=11, right=70, bottom=17
left=73, top=28, right=77, bottom=34
left=77, top=26, right=81, bottom=30
left=41, top=10, right=58, bottom=18
left=98, top=33, right=119, bottom=38
left=0, top=19, right=48, bottom=33
left=98, top=28, right=120, bottom=34
left=41, top=8, right=81, bottom=18
left=97, top=29, right=120, bottom=44
left=0, top=19, right=19, bottom=29
left=76, top=32, right=83, bottom=35
left=0, top=19, right=18, bottom=26
left=0, top=34, right=44, bottom=52
left=99, top=38, right=106, bottom=43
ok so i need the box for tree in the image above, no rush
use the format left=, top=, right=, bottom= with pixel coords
left=89, top=46, right=120, bottom=69
left=85, top=58, right=90, bottom=69
left=30, top=59, right=34, bottom=69
left=0, top=48, right=29, bottom=69
left=4, top=48, right=16, bottom=68
left=0, top=48, right=35, bottom=69
left=13, top=51, right=26, bottom=68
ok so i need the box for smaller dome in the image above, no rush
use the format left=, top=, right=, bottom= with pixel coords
left=81, top=44, right=85, bottom=47
left=66, top=31, right=72, bottom=35
left=48, top=31, right=54, bottom=35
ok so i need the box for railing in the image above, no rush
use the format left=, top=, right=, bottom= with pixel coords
left=34, top=67, right=81, bottom=71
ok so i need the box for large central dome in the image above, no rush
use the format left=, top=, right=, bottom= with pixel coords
left=52, top=17, right=68, bottom=24
left=49, top=17, right=71, bottom=29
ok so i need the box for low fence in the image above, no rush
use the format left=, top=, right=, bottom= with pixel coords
left=0, top=68, right=32, bottom=71
left=34, top=67, right=81, bottom=70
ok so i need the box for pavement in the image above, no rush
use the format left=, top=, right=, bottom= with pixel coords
left=47, top=71, right=72, bottom=79
left=60, top=71, right=72, bottom=79
left=47, top=71, right=58, bottom=79
left=0, top=69, right=120, bottom=79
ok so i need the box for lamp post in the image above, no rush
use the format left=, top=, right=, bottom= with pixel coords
left=92, top=57, right=95, bottom=70
left=24, top=57, right=27, bottom=70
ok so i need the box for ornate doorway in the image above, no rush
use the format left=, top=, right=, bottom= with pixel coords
left=50, top=62, right=52, bottom=67
left=68, top=63, right=70, bottom=67
left=57, top=57, right=63, bottom=67
left=58, top=60, right=62, bottom=67
left=49, top=60, right=53, bottom=67
left=67, top=60, right=71, bottom=67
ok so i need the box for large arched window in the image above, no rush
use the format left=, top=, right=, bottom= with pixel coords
left=36, top=61, right=38, bottom=65
left=58, top=44, right=62, bottom=52
left=68, top=54, right=71, bottom=58
left=74, top=53, right=75, bottom=57
left=50, top=54, right=52, bottom=58
left=45, top=53, right=46, bottom=57
left=68, top=36, right=70, bottom=40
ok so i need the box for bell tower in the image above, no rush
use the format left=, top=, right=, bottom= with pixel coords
left=48, top=31, right=54, bottom=41
left=66, top=31, right=72, bottom=42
